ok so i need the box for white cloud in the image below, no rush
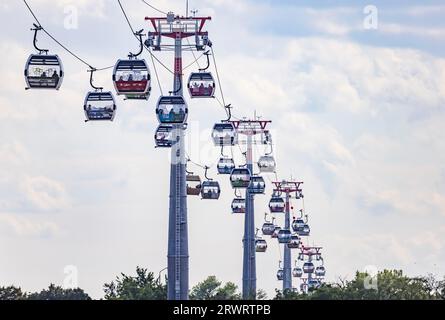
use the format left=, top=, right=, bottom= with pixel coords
left=0, top=213, right=59, bottom=237
left=21, top=176, right=69, bottom=212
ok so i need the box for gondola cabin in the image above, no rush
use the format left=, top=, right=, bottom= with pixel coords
left=303, top=262, right=315, bottom=274
left=156, top=96, right=188, bottom=124
left=276, top=269, right=284, bottom=281
left=292, top=218, right=305, bottom=233
left=269, top=196, right=285, bottom=213
left=113, top=59, right=151, bottom=96
left=84, top=91, right=116, bottom=122
left=217, top=157, right=235, bottom=175
left=255, top=239, right=267, bottom=253
left=261, top=222, right=275, bottom=236
left=25, top=54, right=63, bottom=90
left=186, top=174, right=201, bottom=196
left=230, top=168, right=251, bottom=189
left=287, top=235, right=301, bottom=249
left=278, top=229, right=292, bottom=244
left=249, top=175, right=266, bottom=194
left=201, top=181, right=221, bottom=200
left=188, top=72, right=215, bottom=98
left=258, top=155, right=276, bottom=173
left=155, top=125, right=175, bottom=148
left=212, top=123, right=237, bottom=146
left=231, top=198, right=246, bottom=214
left=293, top=267, right=303, bottom=278
left=315, top=266, right=326, bottom=277
left=299, top=224, right=310, bottom=237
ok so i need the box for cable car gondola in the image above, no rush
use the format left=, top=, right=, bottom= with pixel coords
left=230, top=168, right=251, bottom=189
left=298, top=224, right=310, bottom=237
left=155, top=125, right=175, bottom=148
left=113, top=30, right=151, bottom=99
left=315, top=266, right=326, bottom=277
left=277, top=261, right=284, bottom=281
left=257, top=155, right=276, bottom=173
left=277, top=229, right=292, bottom=244
left=262, top=222, right=275, bottom=236
left=25, top=25, right=63, bottom=90
left=186, top=174, right=201, bottom=196
left=308, top=279, right=321, bottom=289
left=212, top=123, right=237, bottom=146
left=249, top=175, right=266, bottom=194
left=188, top=52, right=215, bottom=98
left=113, top=60, right=151, bottom=96
left=200, top=167, right=220, bottom=200
left=188, top=72, right=215, bottom=98
left=269, top=194, right=285, bottom=213
left=287, top=234, right=301, bottom=249
left=231, top=198, right=246, bottom=214
left=276, top=269, right=284, bottom=281
left=217, top=157, right=235, bottom=175
left=201, top=181, right=220, bottom=200
left=25, top=54, right=63, bottom=90
left=293, top=267, right=303, bottom=278
left=84, top=68, right=116, bottom=122
left=292, top=218, right=305, bottom=233
left=303, top=262, right=315, bottom=274
left=255, top=238, right=267, bottom=253
left=84, top=91, right=116, bottom=122
left=156, top=96, right=188, bottom=124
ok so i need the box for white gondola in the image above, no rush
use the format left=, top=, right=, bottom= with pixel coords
left=25, top=54, right=64, bottom=90
left=230, top=168, right=251, bottom=189
left=278, top=229, right=292, bottom=244
left=262, top=222, right=275, bottom=236
left=231, top=198, right=246, bottom=214
left=188, top=72, right=215, bottom=98
left=292, top=218, right=305, bottom=233
left=287, top=234, right=301, bottom=249
left=308, top=279, right=321, bottom=289
left=303, top=262, right=315, bottom=274
left=277, top=269, right=284, bottom=281
left=186, top=174, right=201, bottom=196
left=315, top=266, right=326, bottom=277
left=155, top=125, right=175, bottom=148
left=201, top=181, right=221, bottom=200
left=255, top=238, right=267, bottom=253
left=298, top=224, right=310, bottom=237
left=293, top=267, right=303, bottom=278
left=156, top=96, right=188, bottom=124
left=257, top=155, right=276, bottom=173
left=212, top=123, right=237, bottom=146
left=84, top=91, right=116, bottom=122
left=249, top=175, right=266, bottom=194
left=269, top=194, right=285, bottom=213
left=113, top=59, right=151, bottom=97
left=217, top=157, right=235, bottom=175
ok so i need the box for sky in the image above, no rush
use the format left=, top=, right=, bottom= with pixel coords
left=0, top=0, right=445, bottom=299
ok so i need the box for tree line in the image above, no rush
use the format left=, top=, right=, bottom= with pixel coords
left=1, top=268, right=444, bottom=300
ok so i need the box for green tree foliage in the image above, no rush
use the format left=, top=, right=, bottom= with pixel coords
left=27, top=284, right=91, bottom=300
left=190, top=276, right=241, bottom=300
left=103, top=266, right=167, bottom=300
left=275, top=270, right=445, bottom=300
left=0, top=286, right=26, bottom=300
